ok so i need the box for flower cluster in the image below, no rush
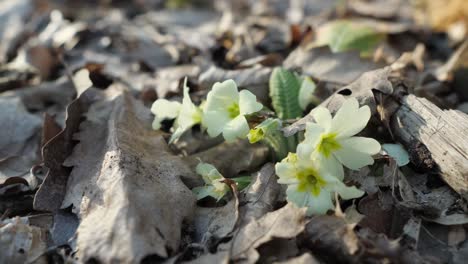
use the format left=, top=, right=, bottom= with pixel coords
left=275, top=98, right=380, bottom=215
left=151, top=79, right=263, bottom=143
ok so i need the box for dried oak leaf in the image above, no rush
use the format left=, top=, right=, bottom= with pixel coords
left=33, top=88, right=101, bottom=211
left=0, top=97, right=41, bottom=160
left=60, top=91, right=196, bottom=262
left=238, top=163, right=281, bottom=226
left=230, top=203, right=308, bottom=263
left=299, top=214, right=360, bottom=263
left=0, top=216, right=48, bottom=264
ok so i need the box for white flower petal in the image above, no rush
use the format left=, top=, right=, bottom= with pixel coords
left=151, top=99, right=181, bottom=130
left=307, top=189, right=334, bottom=215
left=312, top=107, right=332, bottom=132
left=298, top=77, right=317, bottom=110
left=275, top=161, right=298, bottom=184
left=204, top=79, right=239, bottom=112
left=222, top=115, right=250, bottom=142
left=330, top=98, right=371, bottom=138
left=151, top=99, right=181, bottom=118
left=202, top=111, right=231, bottom=138
left=296, top=122, right=324, bottom=160
left=337, top=184, right=365, bottom=200
left=239, top=89, right=263, bottom=115
left=286, top=185, right=311, bottom=208
left=178, top=80, right=202, bottom=129
left=320, top=172, right=364, bottom=200
left=314, top=154, right=344, bottom=180
left=152, top=117, right=164, bottom=130
left=287, top=185, right=334, bottom=215
left=169, top=127, right=185, bottom=143
left=341, top=137, right=381, bottom=155
left=333, top=137, right=380, bottom=170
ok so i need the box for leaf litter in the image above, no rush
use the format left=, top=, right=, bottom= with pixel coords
left=0, top=0, right=468, bottom=263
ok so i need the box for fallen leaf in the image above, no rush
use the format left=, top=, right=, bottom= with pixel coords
left=59, top=90, right=197, bottom=262
left=186, top=140, right=270, bottom=179
left=0, top=97, right=41, bottom=160
left=33, top=88, right=101, bottom=212
left=230, top=203, right=308, bottom=263
left=0, top=216, right=47, bottom=264
left=192, top=197, right=239, bottom=249
left=312, top=19, right=385, bottom=56
left=238, top=163, right=281, bottom=226
left=283, top=46, right=381, bottom=85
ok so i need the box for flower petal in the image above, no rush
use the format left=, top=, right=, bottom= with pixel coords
left=312, top=107, right=332, bottom=132
left=286, top=185, right=334, bottom=215
left=326, top=178, right=364, bottom=200
left=314, top=154, right=344, bottom=180
left=298, top=77, right=317, bottom=110
left=330, top=98, right=371, bottom=138
left=202, top=111, right=231, bottom=138
left=341, top=137, right=381, bottom=154
left=222, top=115, right=250, bottom=142
left=275, top=161, right=298, bottom=184
left=151, top=99, right=181, bottom=129
left=333, top=137, right=380, bottom=170
left=296, top=122, right=324, bottom=160
left=178, top=79, right=202, bottom=129
left=239, top=89, right=263, bottom=115
left=204, top=79, right=239, bottom=112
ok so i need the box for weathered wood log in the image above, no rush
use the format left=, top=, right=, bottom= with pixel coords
left=392, top=94, right=468, bottom=199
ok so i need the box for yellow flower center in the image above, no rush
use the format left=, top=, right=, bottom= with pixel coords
left=227, top=103, right=240, bottom=118
left=192, top=110, right=202, bottom=124
left=317, top=133, right=341, bottom=157
left=296, top=167, right=327, bottom=196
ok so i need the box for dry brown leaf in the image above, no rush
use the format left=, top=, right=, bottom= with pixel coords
left=186, top=140, right=270, bottom=179
left=0, top=216, right=47, bottom=264
left=230, top=203, right=308, bottom=263
left=34, top=88, right=101, bottom=211
left=192, top=197, right=239, bottom=249
left=59, top=90, right=196, bottom=262
left=238, top=163, right=281, bottom=226
left=300, top=215, right=360, bottom=262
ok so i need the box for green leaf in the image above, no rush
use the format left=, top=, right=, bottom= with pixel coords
left=231, top=176, right=252, bottom=191
left=315, top=20, right=384, bottom=57
left=382, top=143, right=410, bottom=167
left=269, top=67, right=303, bottom=120
left=269, top=68, right=304, bottom=153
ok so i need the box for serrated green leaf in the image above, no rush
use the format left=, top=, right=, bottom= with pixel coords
left=315, top=20, right=384, bottom=57
left=269, top=67, right=303, bottom=120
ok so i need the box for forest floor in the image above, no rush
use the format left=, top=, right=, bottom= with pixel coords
left=1, top=0, right=468, bottom=263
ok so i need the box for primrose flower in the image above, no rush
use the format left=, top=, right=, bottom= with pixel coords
left=202, top=80, right=263, bottom=142
left=276, top=153, right=364, bottom=215
left=192, top=162, right=229, bottom=201
left=151, top=78, right=203, bottom=143
left=297, top=98, right=381, bottom=180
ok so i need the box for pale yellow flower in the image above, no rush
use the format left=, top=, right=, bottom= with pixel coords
left=202, top=80, right=263, bottom=142
left=297, top=98, right=381, bottom=180
left=275, top=153, right=364, bottom=215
